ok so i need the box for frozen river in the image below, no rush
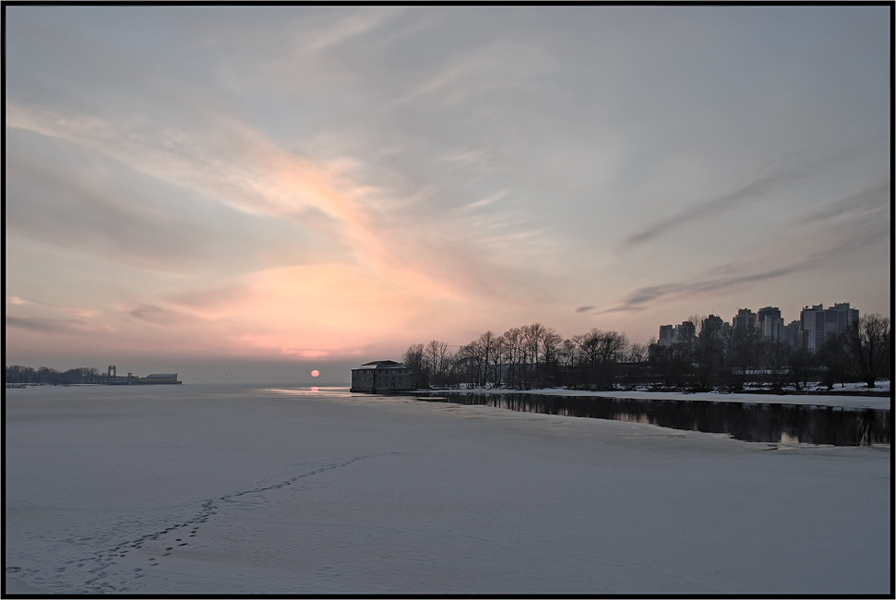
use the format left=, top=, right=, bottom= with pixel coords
left=4, top=384, right=891, bottom=594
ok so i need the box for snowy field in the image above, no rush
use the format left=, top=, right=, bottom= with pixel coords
left=4, top=384, right=891, bottom=595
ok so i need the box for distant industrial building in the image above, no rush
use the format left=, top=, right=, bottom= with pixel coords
left=106, top=365, right=181, bottom=385
left=142, top=374, right=180, bottom=384
left=350, top=360, right=415, bottom=393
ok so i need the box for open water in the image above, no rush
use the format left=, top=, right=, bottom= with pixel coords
left=416, top=392, right=890, bottom=446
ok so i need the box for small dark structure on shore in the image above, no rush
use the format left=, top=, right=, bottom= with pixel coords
left=106, top=366, right=181, bottom=385
left=351, top=360, right=414, bottom=393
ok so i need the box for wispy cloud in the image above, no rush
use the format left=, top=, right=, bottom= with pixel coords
left=5, top=295, right=99, bottom=318
left=301, top=7, right=403, bottom=53
left=391, top=41, right=556, bottom=108
left=620, top=166, right=805, bottom=249
left=791, top=178, right=889, bottom=228
left=6, top=316, right=90, bottom=335
left=460, top=189, right=509, bottom=212
left=6, top=104, right=348, bottom=223
left=122, top=303, right=199, bottom=327
left=167, top=283, right=252, bottom=312
left=619, top=140, right=886, bottom=249
left=596, top=186, right=889, bottom=314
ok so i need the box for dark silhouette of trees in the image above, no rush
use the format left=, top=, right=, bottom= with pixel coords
left=726, top=326, right=763, bottom=391
left=818, top=333, right=851, bottom=389
left=476, top=330, right=500, bottom=386
left=502, top=327, right=524, bottom=389
left=402, top=344, right=428, bottom=388
left=759, top=340, right=792, bottom=393
left=622, top=342, right=648, bottom=389
left=692, top=316, right=724, bottom=392
left=569, top=328, right=627, bottom=390
left=786, top=348, right=815, bottom=391
left=540, top=327, right=563, bottom=387
left=425, top=340, right=450, bottom=386
left=648, top=342, right=689, bottom=389
left=5, top=365, right=103, bottom=385
left=400, top=314, right=890, bottom=392
left=843, top=314, right=891, bottom=387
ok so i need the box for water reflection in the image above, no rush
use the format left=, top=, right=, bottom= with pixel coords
left=418, top=393, right=890, bottom=446
left=266, top=386, right=352, bottom=398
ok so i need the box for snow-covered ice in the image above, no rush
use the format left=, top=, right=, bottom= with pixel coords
left=4, top=384, right=891, bottom=595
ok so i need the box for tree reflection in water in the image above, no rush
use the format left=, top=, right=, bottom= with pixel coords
left=418, top=393, right=889, bottom=446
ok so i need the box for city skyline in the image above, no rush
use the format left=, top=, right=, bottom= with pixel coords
left=5, top=6, right=891, bottom=383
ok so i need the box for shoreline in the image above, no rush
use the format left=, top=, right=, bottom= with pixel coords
left=411, top=385, right=892, bottom=411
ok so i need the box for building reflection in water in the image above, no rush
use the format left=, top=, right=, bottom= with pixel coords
left=418, top=393, right=889, bottom=446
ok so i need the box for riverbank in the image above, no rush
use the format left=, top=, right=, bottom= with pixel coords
left=416, top=385, right=892, bottom=410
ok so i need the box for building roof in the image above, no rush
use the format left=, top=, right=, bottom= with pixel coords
left=354, top=360, right=408, bottom=370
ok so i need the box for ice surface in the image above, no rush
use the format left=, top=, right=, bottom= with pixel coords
left=4, top=384, right=891, bottom=594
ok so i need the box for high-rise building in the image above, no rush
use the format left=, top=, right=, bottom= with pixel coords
left=826, top=303, right=859, bottom=338
left=800, top=302, right=859, bottom=353
left=658, top=325, right=675, bottom=347
left=801, top=304, right=825, bottom=353
left=757, top=306, right=784, bottom=342
left=732, top=308, right=757, bottom=330
left=702, top=315, right=726, bottom=337
left=674, top=321, right=696, bottom=345
left=783, top=320, right=801, bottom=350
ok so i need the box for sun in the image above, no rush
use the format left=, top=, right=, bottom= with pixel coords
left=311, top=370, right=320, bottom=377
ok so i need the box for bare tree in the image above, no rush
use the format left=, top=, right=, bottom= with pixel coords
left=571, top=329, right=627, bottom=389
left=425, top=340, right=450, bottom=386
left=402, top=343, right=427, bottom=388
left=627, top=342, right=647, bottom=364
left=452, top=343, right=478, bottom=387
left=787, top=347, right=815, bottom=391
left=490, top=334, right=506, bottom=387
left=502, top=327, right=524, bottom=388
left=843, top=314, right=891, bottom=388
left=476, top=330, right=500, bottom=386
left=541, top=327, right=563, bottom=387
left=573, top=328, right=601, bottom=369
left=727, top=326, right=762, bottom=391
left=623, top=342, right=648, bottom=389
left=522, top=323, right=546, bottom=385
left=819, top=333, right=851, bottom=388
left=758, top=340, right=792, bottom=393
left=692, top=316, right=724, bottom=392
left=559, top=338, right=577, bottom=374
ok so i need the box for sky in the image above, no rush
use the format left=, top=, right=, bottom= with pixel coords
left=5, top=6, right=891, bottom=384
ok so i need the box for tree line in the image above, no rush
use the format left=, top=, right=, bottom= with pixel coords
left=401, top=315, right=891, bottom=392
left=5, top=365, right=107, bottom=385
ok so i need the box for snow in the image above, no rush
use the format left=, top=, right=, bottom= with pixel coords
left=4, top=384, right=891, bottom=595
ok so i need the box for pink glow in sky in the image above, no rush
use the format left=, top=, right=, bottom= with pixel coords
left=5, top=6, right=890, bottom=382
